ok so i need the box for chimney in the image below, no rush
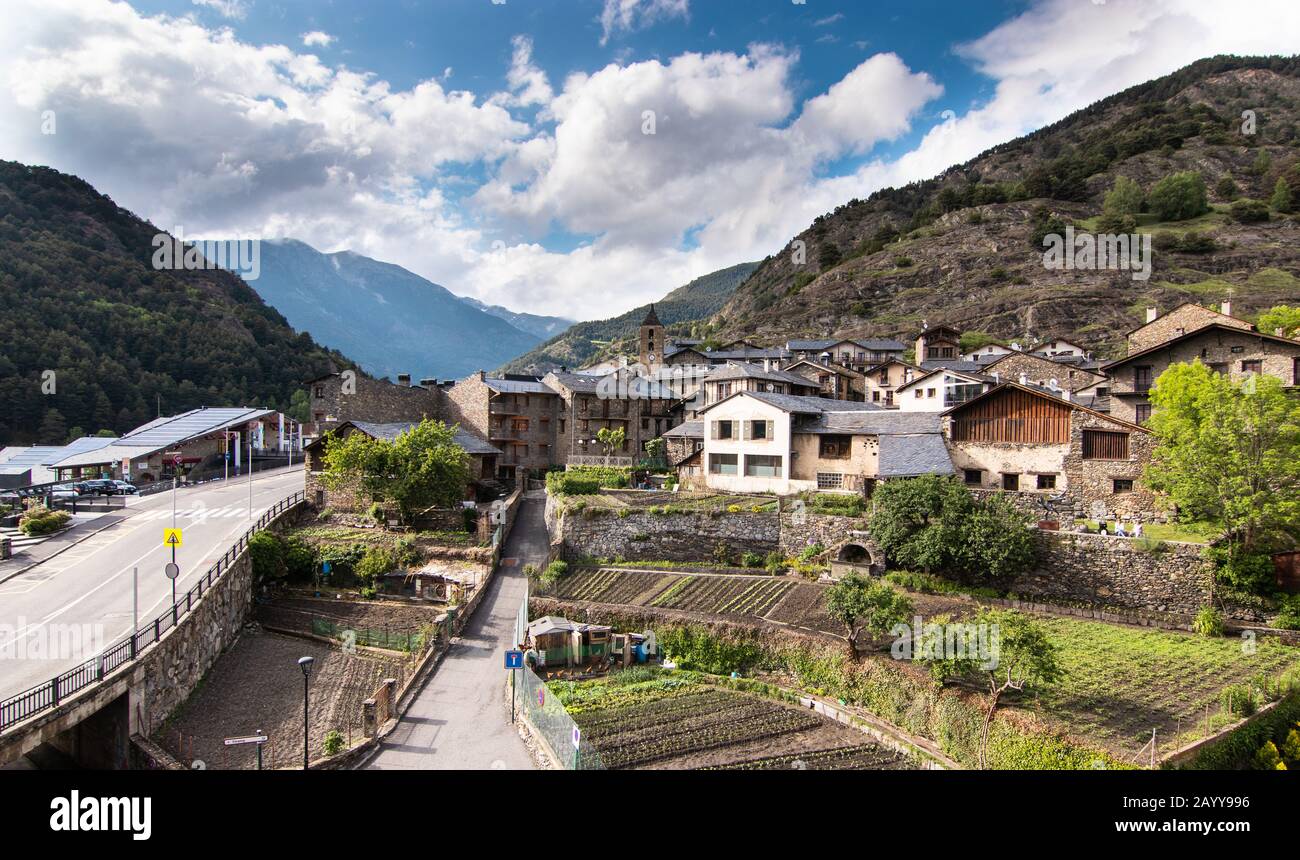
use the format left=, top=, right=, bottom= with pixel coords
left=420, top=378, right=437, bottom=388
left=1146, top=307, right=1158, bottom=324
left=1221, top=299, right=1232, bottom=318
left=397, top=373, right=412, bottom=387
left=992, top=371, right=1000, bottom=384
left=1018, top=373, right=1028, bottom=386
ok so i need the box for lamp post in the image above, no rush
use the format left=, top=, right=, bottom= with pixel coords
left=297, top=655, right=314, bottom=770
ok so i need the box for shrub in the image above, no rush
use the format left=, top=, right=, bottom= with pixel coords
left=893, top=256, right=914, bottom=268
left=1253, top=741, right=1284, bottom=770
left=1193, top=605, right=1226, bottom=638
left=1147, top=171, right=1208, bottom=221
left=741, top=552, right=763, bottom=569
left=367, top=502, right=385, bottom=524
left=797, top=543, right=825, bottom=562
left=283, top=536, right=318, bottom=580
left=17, top=508, right=71, bottom=536
left=1272, top=595, right=1300, bottom=631
left=1221, top=684, right=1257, bottom=718
left=711, top=542, right=733, bottom=566
left=546, top=473, right=600, bottom=496
left=540, top=560, right=569, bottom=588
left=1204, top=546, right=1277, bottom=595
left=1214, top=175, right=1239, bottom=200
left=248, top=531, right=286, bottom=583
left=323, top=730, right=344, bottom=756
left=764, top=551, right=786, bottom=575
left=1230, top=198, right=1270, bottom=223
left=355, top=546, right=399, bottom=586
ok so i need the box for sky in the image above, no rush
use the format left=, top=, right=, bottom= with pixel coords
left=2, top=0, right=1299, bottom=322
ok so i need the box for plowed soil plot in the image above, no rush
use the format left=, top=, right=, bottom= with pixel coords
left=553, top=568, right=681, bottom=605
left=255, top=595, right=443, bottom=638
left=706, top=745, right=912, bottom=771
left=651, top=575, right=794, bottom=616
left=565, top=676, right=915, bottom=770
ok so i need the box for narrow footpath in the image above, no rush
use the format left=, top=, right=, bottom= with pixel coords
left=362, top=492, right=547, bottom=770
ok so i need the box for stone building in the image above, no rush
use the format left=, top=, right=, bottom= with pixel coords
left=783, top=358, right=865, bottom=401
left=696, top=363, right=821, bottom=411
left=1126, top=301, right=1252, bottom=354
left=981, top=349, right=1107, bottom=394
left=543, top=370, right=680, bottom=466
left=305, top=370, right=443, bottom=434
left=944, top=383, right=1158, bottom=521
left=861, top=358, right=922, bottom=407
left=662, top=419, right=704, bottom=466
left=1103, top=322, right=1300, bottom=424
left=784, top=338, right=907, bottom=373
left=303, top=420, right=501, bottom=511
left=445, top=372, right=561, bottom=482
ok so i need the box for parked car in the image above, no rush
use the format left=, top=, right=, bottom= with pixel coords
left=109, top=480, right=139, bottom=495
left=75, top=479, right=117, bottom=496
left=49, top=484, right=83, bottom=501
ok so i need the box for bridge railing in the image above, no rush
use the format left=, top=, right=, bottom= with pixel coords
left=0, top=490, right=305, bottom=733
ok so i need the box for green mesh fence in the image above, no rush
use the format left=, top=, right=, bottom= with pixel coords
left=310, top=617, right=428, bottom=653
left=514, top=664, right=604, bottom=770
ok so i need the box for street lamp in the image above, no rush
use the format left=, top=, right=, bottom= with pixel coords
left=297, top=655, right=314, bottom=770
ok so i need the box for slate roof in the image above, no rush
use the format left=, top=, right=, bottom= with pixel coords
left=547, top=371, right=676, bottom=400
left=705, top=347, right=792, bottom=361
left=733, top=391, right=886, bottom=414
left=795, top=411, right=943, bottom=435
left=704, top=363, right=821, bottom=387
left=919, top=359, right=987, bottom=373
left=482, top=377, right=556, bottom=395
left=662, top=420, right=704, bottom=438
left=878, top=433, right=956, bottom=478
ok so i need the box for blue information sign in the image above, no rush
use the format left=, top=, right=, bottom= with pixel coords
left=505, top=650, right=524, bottom=670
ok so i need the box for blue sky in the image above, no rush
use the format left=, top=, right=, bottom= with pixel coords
left=2, top=0, right=1297, bottom=320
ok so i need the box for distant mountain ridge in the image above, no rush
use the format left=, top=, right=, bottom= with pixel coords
left=459, top=296, right=574, bottom=339
left=501, top=261, right=761, bottom=373
left=235, top=240, right=544, bottom=382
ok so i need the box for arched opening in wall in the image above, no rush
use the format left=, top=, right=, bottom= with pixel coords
left=837, top=543, right=871, bottom=564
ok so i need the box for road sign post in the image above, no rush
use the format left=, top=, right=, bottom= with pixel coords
left=505, top=650, right=523, bottom=723
left=223, top=732, right=269, bottom=770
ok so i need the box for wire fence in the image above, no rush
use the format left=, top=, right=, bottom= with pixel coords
left=309, top=617, right=431, bottom=653
left=513, top=664, right=604, bottom=770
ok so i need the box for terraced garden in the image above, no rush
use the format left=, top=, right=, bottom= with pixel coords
left=554, top=670, right=913, bottom=770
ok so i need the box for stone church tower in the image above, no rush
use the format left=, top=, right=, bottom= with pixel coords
left=639, top=304, right=665, bottom=372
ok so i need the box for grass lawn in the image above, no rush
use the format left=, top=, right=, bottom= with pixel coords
left=1029, top=615, right=1300, bottom=757
left=1073, top=519, right=1220, bottom=544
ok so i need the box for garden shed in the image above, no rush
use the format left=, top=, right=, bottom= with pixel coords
left=525, top=616, right=612, bottom=668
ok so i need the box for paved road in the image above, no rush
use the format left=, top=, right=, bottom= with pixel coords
left=362, top=493, right=544, bottom=770
left=0, top=467, right=305, bottom=700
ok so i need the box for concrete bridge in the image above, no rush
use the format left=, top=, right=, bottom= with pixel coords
left=0, top=493, right=304, bottom=769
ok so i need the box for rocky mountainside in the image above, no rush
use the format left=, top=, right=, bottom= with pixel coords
left=715, top=56, right=1300, bottom=358
left=502, top=261, right=760, bottom=372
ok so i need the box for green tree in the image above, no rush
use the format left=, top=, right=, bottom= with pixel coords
left=868, top=475, right=1036, bottom=581
left=1147, top=171, right=1208, bottom=222
left=643, top=436, right=666, bottom=465
left=1144, top=362, right=1300, bottom=578
left=825, top=573, right=913, bottom=661
left=1271, top=176, right=1294, bottom=213
left=1258, top=305, right=1300, bottom=338
left=37, top=408, right=67, bottom=444
left=1102, top=175, right=1145, bottom=217
left=321, top=419, right=471, bottom=523
left=1214, top=175, right=1239, bottom=201
left=1252, top=149, right=1272, bottom=176
left=925, top=608, right=1062, bottom=769
left=596, top=426, right=626, bottom=459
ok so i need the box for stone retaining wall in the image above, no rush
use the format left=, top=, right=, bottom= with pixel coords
left=553, top=505, right=778, bottom=563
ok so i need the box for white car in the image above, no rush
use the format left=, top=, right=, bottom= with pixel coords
left=49, top=484, right=82, bottom=501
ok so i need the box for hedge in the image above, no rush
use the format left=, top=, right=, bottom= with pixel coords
left=18, top=509, right=72, bottom=536
left=1178, top=690, right=1300, bottom=770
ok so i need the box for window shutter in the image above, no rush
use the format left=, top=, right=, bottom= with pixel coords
left=765, top=420, right=774, bottom=440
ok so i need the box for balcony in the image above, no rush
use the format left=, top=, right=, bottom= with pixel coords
left=568, top=455, right=634, bottom=468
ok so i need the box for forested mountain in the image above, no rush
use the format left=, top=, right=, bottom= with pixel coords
left=0, top=162, right=353, bottom=446
left=715, top=56, right=1300, bottom=356
left=240, top=240, right=545, bottom=382
left=501, top=261, right=760, bottom=372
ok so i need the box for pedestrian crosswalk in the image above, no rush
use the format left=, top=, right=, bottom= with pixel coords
left=133, top=505, right=259, bottom=522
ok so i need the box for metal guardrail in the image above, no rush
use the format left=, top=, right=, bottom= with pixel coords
left=0, top=490, right=305, bottom=733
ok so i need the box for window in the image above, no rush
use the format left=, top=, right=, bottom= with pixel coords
left=927, top=388, right=937, bottom=398
left=559, top=419, right=566, bottom=434
left=819, top=436, right=851, bottom=459
left=1230, top=345, right=1244, bottom=354
left=709, top=453, right=738, bottom=475
left=1208, top=363, right=1228, bottom=375
left=963, top=469, right=983, bottom=486
left=745, top=420, right=774, bottom=441
left=914, top=389, right=923, bottom=399
left=1036, top=474, right=1057, bottom=490
left=641, top=418, right=649, bottom=431
left=511, top=418, right=529, bottom=434
left=872, top=391, right=881, bottom=402
left=1135, top=404, right=1152, bottom=425
left=1113, top=479, right=1134, bottom=494
left=745, top=455, right=782, bottom=478
left=1002, top=473, right=1020, bottom=491
left=1241, top=359, right=1262, bottom=374
left=1133, top=366, right=1153, bottom=393
left=711, top=420, right=736, bottom=440
left=817, top=473, right=844, bottom=490
left=314, top=386, right=324, bottom=398
left=1083, top=430, right=1130, bottom=460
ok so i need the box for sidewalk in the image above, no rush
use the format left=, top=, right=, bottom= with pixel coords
left=362, top=492, right=547, bottom=770
left=0, top=512, right=125, bottom=584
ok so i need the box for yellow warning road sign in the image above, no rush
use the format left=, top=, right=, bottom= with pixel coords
left=163, top=528, right=183, bottom=547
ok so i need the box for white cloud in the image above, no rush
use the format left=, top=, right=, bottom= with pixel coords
left=814, top=13, right=845, bottom=27
left=2, top=0, right=1298, bottom=324
left=599, top=0, right=690, bottom=46
left=192, top=0, right=248, bottom=20
left=301, top=31, right=335, bottom=48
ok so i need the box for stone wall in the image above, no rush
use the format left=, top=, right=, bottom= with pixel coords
left=309, top=373, right=444, bottom=428
left=779, top=511, right=865, bottom=556
left=1010, top=531, right=1217, bottom=617
left=552, top=504, right=779, bottom=562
